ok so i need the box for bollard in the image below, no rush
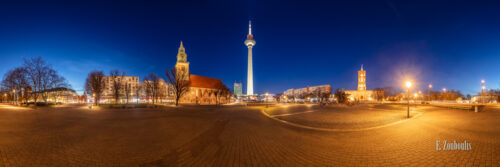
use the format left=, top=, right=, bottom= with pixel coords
left=474, top=105, right=478, bottom=112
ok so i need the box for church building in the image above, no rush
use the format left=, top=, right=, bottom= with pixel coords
left=345, top=65, right=383, bottom=101
left=174, top=41, right=230, bottom=104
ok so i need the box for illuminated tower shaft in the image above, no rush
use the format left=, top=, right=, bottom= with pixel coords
left=245, top=21, right=256, bottom=95
left=247, top=46, right=254, bottom=95
left=358, top=65, right=366, bottom=91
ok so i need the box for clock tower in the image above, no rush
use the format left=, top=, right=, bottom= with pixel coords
left=358, top=65, right=366, bottom=91
left=175, top=41, right=190, bottom=81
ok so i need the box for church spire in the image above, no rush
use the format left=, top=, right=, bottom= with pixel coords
left=249, top=20, right=252, bottom=35
left=177, top=41, right=187, bottom=62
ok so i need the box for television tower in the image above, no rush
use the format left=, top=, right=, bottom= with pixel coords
left=244, top=21, right=256, bottom=95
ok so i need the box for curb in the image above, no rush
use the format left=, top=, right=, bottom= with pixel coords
left=261, top=109, right=422, bottom=132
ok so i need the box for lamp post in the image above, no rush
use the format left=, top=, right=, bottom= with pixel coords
left=428, top=84, right=432, bottom=102
left=406, top=81, right=412, bottom=118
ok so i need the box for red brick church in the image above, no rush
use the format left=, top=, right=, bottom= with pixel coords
left=174, top=41, right=230, bottom=104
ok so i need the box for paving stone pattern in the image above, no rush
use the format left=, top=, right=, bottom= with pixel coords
left=0, top=104, right=498, bottom=166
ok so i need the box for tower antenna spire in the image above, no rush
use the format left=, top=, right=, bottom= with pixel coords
left=249, top=20, right=252, bottom=35
left=361, top=64, right=364, bottom=71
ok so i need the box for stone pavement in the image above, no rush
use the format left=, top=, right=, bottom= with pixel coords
left=0, top=104, right=498, bottom=166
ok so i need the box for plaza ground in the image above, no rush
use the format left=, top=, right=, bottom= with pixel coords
left=0, top=103, right=498, bottom=166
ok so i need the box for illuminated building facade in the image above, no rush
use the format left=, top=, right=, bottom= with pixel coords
left=102, top=76, right=140, bottom=102
left=174, top=42, right=230, bottom=104
left=234, top=82, right=242, bottom=96
left=345, top=65, right=382, bottom=101
left=283, top=85, right=331, bottom=97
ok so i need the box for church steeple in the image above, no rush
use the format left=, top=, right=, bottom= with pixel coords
left=175, top=41, right=190, bottom=80
left=177, top=41, right=187, bottom=63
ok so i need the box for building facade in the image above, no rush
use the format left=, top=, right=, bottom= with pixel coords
left=234, top=82, right=242, bottom=96
left=102, top=76, right=140, bottom=103
left=345, top=65, right=383, bottom=101
left=35, top=87, right=80, bottom=103
left=283, top=85, right=332, bottom=98
left=174, top=42, right=230, bottom=104
left=140, top=78, right=174, bottom=103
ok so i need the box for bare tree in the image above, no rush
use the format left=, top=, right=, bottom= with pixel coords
left=312, top=89, right=321, bottom=103
left=157, top=82, right=167, bottom=104
left=334, top=88, right=348, bottom=103
left=143, top=73, right=161, bottom=104
left=135, top=84, right=142, bottom=104
left=274, top=93, right=283, bottom=103
left=85, top=71, right=105, bottom=105
left=1, top=57, right=69, bottom=104
left=109, top=70, right=125, bottom=104
left=165, top=68, right=190, bottom=106
left=41, top=69, right=69, bottom=103
left=1, top=67, right=29, bottom=103
left=124, top=83, right=132, bottom=104
left=311, top=89, right=330, bottom=104
left=373, top=88, right=385, bottom=101
left=297, top=93, right=308, bottom=101
left=23, top=57, right=66, bottom=103
left=214, top=81, right=229, bottom=106
left=22, top=57, right=44, bottom=103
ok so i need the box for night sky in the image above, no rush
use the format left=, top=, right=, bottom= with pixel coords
left=1, top=0, right=499, bottom=95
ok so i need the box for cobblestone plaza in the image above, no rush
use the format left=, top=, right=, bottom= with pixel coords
left=0, top=104, right=498, bottom=166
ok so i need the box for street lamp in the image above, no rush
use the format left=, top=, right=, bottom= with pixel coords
left=405, top=81, right=412, bottom=118
left=428, top=84, right=432, bottom=102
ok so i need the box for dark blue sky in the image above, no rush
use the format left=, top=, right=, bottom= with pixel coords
left=1, top=0, right=499, bottom=95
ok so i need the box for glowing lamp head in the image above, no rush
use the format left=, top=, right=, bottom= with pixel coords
left=482, top=86, right=486, bottom=90
left=429, top=84, right=432, bottom=88
left=405, top=81, right=412, bottom=89
left=481, top=80, right=485, bottom=84
left=442, top=88, right=447, bottom=92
